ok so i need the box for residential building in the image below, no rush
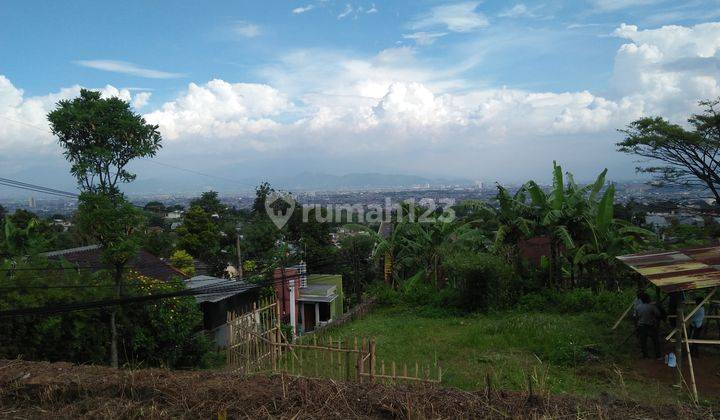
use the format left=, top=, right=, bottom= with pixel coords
left=185, top=275, right=260, bottom=347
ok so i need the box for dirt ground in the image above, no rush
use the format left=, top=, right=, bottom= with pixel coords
left=0, top=359, right=715, bottom=419
left=630, top=356, right=720, bottom=398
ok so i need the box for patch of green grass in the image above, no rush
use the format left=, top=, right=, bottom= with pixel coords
left=321, top=305, right=690, bottom=405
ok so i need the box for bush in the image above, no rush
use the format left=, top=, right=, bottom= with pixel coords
left=445, top=252, right=516, bottom=311
left=517, top=288, right=633, bottom=315
left=0, top=261, right=212, bottom=368
left=366, top=282, right=400, bottom=305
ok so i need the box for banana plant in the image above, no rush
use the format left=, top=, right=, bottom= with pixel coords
left=2, top=216, right=50, bottom=258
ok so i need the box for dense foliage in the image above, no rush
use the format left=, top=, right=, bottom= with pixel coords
left=0, top=261, right=211, bottom=367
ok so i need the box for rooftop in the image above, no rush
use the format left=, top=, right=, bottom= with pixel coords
left=617, top=246, right=720, bottom=292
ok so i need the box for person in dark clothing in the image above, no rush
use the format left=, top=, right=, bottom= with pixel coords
left=667, top=291, right=681, bottom=328
left=636, top=292, right=662, bottom=359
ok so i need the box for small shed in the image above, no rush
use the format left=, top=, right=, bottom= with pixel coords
left=616, top=246, right=720, bottom=401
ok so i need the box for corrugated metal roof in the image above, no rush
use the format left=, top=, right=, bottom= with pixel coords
left=185, top=275, right=255, bottom=303
left=617, top=246, right=720, bottom=292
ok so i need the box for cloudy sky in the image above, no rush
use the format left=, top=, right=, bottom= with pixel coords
left=1, top=0, right=720, bottom=192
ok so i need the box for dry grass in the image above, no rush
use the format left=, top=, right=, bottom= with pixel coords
left=0, top=359, right=713, bottom=419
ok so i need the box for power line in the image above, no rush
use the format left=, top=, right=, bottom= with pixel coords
left=0, top=178, right=78, bottom=199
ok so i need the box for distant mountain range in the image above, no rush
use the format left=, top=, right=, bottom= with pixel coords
left=0, top=162, right=477, bottom=197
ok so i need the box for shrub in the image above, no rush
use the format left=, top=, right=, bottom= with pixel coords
left=517, top=288, right=633, bottom=316
left=366, top=282, right=400, bottom=305
left=445, top=252, right=516, bottom=311
left=170, top=249, right=196, bottom=276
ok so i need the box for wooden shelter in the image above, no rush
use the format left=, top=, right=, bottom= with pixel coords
left=615, top=246, right=720, bottom=401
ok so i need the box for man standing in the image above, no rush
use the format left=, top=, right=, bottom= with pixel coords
left=636, top=292, right=662, bottom=359
left=689, top=296, right=705, bottom=357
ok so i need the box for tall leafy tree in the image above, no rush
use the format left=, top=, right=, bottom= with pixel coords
left=48, top=89, right=162, bottom=368
left=48, top=89, right=162, bottom=195
left=618, top=99, right=720, bottom=203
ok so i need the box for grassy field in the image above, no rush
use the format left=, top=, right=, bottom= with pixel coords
left=318, top=305, right=708, bottom=405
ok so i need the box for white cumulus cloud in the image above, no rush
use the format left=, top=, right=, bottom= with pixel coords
left=144, top=79, right=291, bottom=141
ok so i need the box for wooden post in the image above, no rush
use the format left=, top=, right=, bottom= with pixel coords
left=345, top=340, right=351, bottom=380
left=369, top=339, right=377, bottom=382
left=392, top=361, right=396, bottom=383
left=403, top=363, right=408, bottom=379
left=275, top=301, right=282, bottom=361
left=356, top=337, right=364, bottom=382
left=666, top=288, right=717, bottom=340
left=337, top=338, right=342, bottom=379
left=485, top=372, right=492, bottom=398
left=313, top=335, right=318, bottom=377
left=226, top=311, right=232, bottom=366
left=270, top=331, right=277, bottom=372
left=681, top=313, right=699, bottom=402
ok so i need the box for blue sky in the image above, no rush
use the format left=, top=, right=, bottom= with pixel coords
left=1, top=0, right=720, bottom=192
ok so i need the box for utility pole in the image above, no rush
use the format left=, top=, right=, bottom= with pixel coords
left=236, top=233, right=243, bottom=280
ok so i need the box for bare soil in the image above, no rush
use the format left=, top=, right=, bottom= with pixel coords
left=0, top=359, right=715, bottom=419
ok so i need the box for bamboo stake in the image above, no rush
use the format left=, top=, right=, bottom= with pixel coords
left=290, top=345, right=295, bottom=374
left=313, top=335, right=318, bottom=377
left=337, top=339, right=342, bottom=379
left=415, top=362, right=419, bottom=379
left=392, top=361, right=396, bottom=383
left=357, top=337, right=364, bottom=382
left=403, top=363, right=408, bottom=379
left=681, top=314, right=699, bottom=402
left=666, top=288, right=717, bottom=340
left=345, top=339, right=351, bottom=380
left=370, top=339, right=377, bottom=382
left=612, top=301, right=634, bottom=330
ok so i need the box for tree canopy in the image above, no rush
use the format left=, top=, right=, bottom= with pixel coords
left=48, top=89, right=162, bottom=195
left=618, top=99, right=720, bottom=203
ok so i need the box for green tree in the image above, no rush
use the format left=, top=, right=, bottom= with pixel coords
left=1, top=216, right=51, bottom=257
left=141, top=229, right=174, bottom=258
left=48, top=89, right=162, bottom=195
left=191, top=191, right=225, bottom=216
left=176, top=206, right=222, bottom=273
left=48, top=88, right=162, bottom=367
left=339, top=232, right=375, bottom=304
left=618, top=99, right=720, bottom=204
left=170, top=249, right=196, bottom=276
left=143, top=201, right=166, bottom=213
left=252, top=182, right=273, bottom=215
